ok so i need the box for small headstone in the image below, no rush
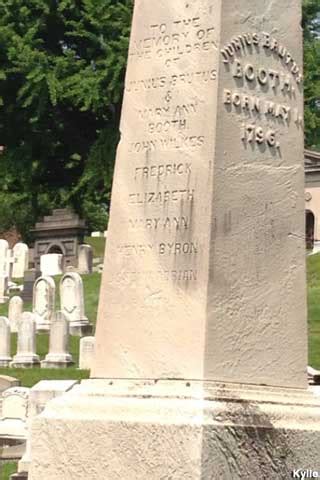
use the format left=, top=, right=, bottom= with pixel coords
left=78, top=245, right=93, bottom=274
left=79, top=336, right=95, bottom=370
left=0, top=386, right=29, bottom=440
left=33, top=276, right=55, bottom=331
left=60, top=272, right=92, bottom=336
left=40, top=253, right=63, bottom=276
left=0, top=317, right=11, bottom=367
left=11, top=312, right=40, bottom=368
left=8, top=296, right=23, bottom=333
left=13, top=243, right=29, bottom=279
left=91, top=232, right=103, bottom=237
left=21, top=269, right=41, bottom=303
left=1, top=387, right=29, bottom=420
left=41, top=311, right=74, bottom=368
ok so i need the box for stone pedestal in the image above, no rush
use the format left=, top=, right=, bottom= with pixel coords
left=30, top=380, right=320, bottom=479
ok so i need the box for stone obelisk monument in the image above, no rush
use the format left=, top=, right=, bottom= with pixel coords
left=30, top=1, right=320, bottom=478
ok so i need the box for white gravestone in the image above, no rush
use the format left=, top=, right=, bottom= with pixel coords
left=40, top=254, right=63, bottom=277
left=13, top=243, right=29, bottom=279
left=78, top=245, right=93, bottom=275
left=0, top=317, right=12, bottom=367
left=0, top=387, right=30, bottom=440
left=79, top=336, right=95, bottom=370
left=33, top=276, right=55, bottom=331
left=41, top=311, right=74, bottom=368
left=0, top=240, right=9, bottom=303
left=11, top=312, right=40, bottom=367
left=8, top=296, right=23, bottom=333
left=60, top=273, right=92, bottom=336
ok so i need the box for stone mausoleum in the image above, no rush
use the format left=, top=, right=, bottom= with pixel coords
left=31, top=209, right=87, bottom=270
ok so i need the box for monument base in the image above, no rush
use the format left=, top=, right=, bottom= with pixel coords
left=69, top=322, right=93, bottom=337
left=29, top=379, right=320, bottom=479
left=41, top=354, right=74, bottom=369
left=0, top=357, right=12, bottom=367
left=10, top=355, right=40, bottom=369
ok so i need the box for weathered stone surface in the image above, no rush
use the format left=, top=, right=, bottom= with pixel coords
left=13, top=243, right=29, bottom=279
left=41, top=312, right=74, bottom=368
left=40, top=254, right=63, bottom=277
left=91, top=0, right=306, bottom=388
left=8, top=296, right=23, bottom=333
left=78, top=245, right=93, bottom=275
left=0, top=375, right=20, bottom=392
left=30, top=380, right=320, bottom=480
left=32, top=276, right=55, bottom=331
left=0, top=317, right=12, bottom=367
left=11, top=313, right=40, bottom=368
left=28, top=1, right=313, bottom=479
left=79, top=337, right=95, bottom=370
left=60, top=273, right=92, bottom=336
left=18, top=379, right=78, bottom=474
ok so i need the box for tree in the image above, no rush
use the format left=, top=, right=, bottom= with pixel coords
left=0, top=0, right=132, bottom=237
left=303, top=0, right=320, bottom=150
left=0, top=1, right=318, bottom=238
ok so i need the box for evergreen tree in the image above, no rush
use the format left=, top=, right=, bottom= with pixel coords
left=0, top=0, right=132, bottom=237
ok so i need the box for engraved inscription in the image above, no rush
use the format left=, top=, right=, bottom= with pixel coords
left=221, top=31, right=303, bottom=149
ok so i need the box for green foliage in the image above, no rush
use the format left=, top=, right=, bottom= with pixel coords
left=303, top=0, right=320, bottom=150
left=0, top=1, right=318, bottom=235
left=307, top=253, right=320, bottom=368
left=0, top=0, right=132, bottom=235
left=1, top=463, right=17, bottom=480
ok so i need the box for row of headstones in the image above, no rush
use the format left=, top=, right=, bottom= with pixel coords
left=0, top=311, right=95, bottom=369
left=0, top=240, right=94, bottom=301
left=8, top=271, right=92, bottom=335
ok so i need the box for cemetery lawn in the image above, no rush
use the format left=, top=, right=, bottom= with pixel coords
left=1, top=462, right=17, bottom=479
left=308, top=253, right=320, bottom=369
left=0, top=272, right=102, bottom=387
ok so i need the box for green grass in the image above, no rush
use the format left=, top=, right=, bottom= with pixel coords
left=0, top=333, right=90, bottom=388
left=308, top=253, right=320, bottom=368
left=84, top=236, right=106, bottom=258
left=1, top=462, right=17, bottom=479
